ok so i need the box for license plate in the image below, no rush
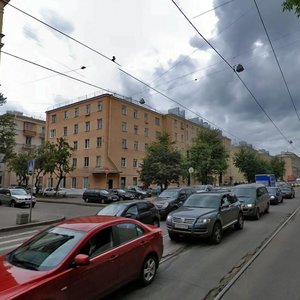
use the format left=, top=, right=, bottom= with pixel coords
left=174, top=223, right=189, bottom=229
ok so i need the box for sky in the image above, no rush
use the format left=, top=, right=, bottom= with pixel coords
left=1, top=0, right=300, bottom=156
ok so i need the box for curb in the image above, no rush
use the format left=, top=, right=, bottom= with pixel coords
left=0, top=216, right=65, bottom=233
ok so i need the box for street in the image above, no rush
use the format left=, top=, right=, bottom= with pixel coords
left=1, top=196, right=300, bottom=299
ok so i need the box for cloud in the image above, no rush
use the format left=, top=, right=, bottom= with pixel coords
left=23, top=24, right=41, bottom=44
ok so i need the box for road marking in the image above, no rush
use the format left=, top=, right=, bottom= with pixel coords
left=0, top=244, right=21, bottom=252
left=0, top=230, right=38, bottom=240
left=0, top=237, right=30, bottom=245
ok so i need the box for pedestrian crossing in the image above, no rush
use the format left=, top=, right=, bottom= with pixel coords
left=0, top=229, right=39, bottom=255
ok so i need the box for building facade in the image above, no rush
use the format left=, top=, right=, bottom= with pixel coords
left=277, top=152, right=300, bottom=182
left=0, top=111, right=45, bottom=187
left=45, top=93, right=235, bottom=189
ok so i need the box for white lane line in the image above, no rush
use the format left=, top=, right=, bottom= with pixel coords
left=0, top=237, right=30, bottom=245
left=0, top=244, right=21, bottom=252
left=0, top=230, right=38, bottom=240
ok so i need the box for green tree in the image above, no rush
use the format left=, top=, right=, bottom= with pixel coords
left=270, top=156, right=285, bottom=180
left=0, top=94, right=16, bottom=161
left=282, top=0, right=300, bottom=17
left=7, top=152, right=31, bottom=186
left=43, top=138, right=74, bottom=192
left=139, top=133, right=182, bottom=189
left=188, top=130, right=228, bottom=184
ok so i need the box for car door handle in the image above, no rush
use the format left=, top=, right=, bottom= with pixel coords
left=109, top=254, right=119, bottom=261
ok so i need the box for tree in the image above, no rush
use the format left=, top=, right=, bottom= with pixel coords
left=0, top=94, right=16, bottom=161
left=139, top=133, right=182, bottom=189
left=282, top=0, right=300, bottom=17
left=7, top=152, right=31, bottom=186
left=188, top=130, right=228, bottom=184
left=270, top=156, right=285, bottom=180
left=43, top=138, right=74, bottom=192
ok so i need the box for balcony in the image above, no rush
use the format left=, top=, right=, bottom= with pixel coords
left=23, top=130, right=36, bottom=137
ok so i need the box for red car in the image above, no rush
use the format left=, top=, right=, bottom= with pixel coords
left=0, top=216, right=163, bottom=300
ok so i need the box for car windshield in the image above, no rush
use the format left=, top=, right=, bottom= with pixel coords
left=99, top=190, right=109, bottom=195
left=117, top=189, right=126, bottom=193
left=183, top=194, right=220, bottom=208
left=11, top=189, right=28, bottom=195
left=195, top=185, right=207, bottom=191
left=231, top=187, right=256, bottom=198
left=7, top=227, right=85, bottom=271
left=267, top=187, right=277, bottom=194
left=97, top=204, right=127, bottom=216
left=158, top=190, right=179, bottom=198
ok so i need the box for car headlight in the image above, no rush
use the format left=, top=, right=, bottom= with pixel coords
left=270, top=196, right=275, bottom=199
left=246, top=203, right=254, bottom=208
left=196, top=218, right=211, bottom=224
left=162, top=202, right=169, bottom=209
left=166, top=215, right=172, bottom=222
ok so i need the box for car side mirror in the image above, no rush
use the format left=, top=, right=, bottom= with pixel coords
left=74, top=254, right=90, bottom=266
left=125, top=213, right=136, bottom=218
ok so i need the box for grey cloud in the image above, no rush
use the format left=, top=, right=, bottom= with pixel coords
left=23, top=24, right=41, bottom=44
left=41, top=9, right=74, bottom=35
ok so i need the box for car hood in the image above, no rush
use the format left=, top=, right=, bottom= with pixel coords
left=170, top=206, right=217, bottom=218
left=12, top=195, right=34, bottom=200
left=0, top=256, right=50, bottom=297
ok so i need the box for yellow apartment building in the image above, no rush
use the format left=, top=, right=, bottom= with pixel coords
left=0, top=111, right=45, bottom=187
left=277, top=152, right=300, bottom=182
left=45, top=93, right=236, bottom=189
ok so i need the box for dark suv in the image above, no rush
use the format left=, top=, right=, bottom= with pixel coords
left=231, top=184, right=270, bottom=219
left=82, top=189, right=119, bottom=204
left=154, top=187, right=196, bottom=219
left=96, top=200, right=160, bottom=227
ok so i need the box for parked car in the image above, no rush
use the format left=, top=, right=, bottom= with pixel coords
left=0, top=216, right=163, bottom=299
left=82, top=189, right=119, bottom=204
left=97, top=200, right=160, bottom=227
left=267, top=186, right=283, bottom=204
left=127, top=186, right=148, bottom=199
left=166, top=192, right=244, bottom=243
left=109, top=188, right=135, bottom=200
left=276, top=182, right=295, bottom=199
left=43, top=187, right=67, bottom=197
left=0, top=188, right=36, bottom=208
left=154, top=187, right=196, bottom=219
left=193, top=184, right=213, bottom=193
left=231, top=183, right=270, bottom=219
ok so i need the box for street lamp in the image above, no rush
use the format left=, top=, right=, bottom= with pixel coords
left=233, top=64, right=244, bottom=73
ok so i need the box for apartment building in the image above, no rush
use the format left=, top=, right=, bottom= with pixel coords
left=45, top=93, right=235, bottom=189
left=277, top=152, right=300, bottom=182
left=0, top=111, right=45, bottom=187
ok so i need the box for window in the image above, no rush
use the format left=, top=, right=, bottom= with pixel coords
left=74, top=124, right=78, bottom=134
left=50, top=129, right=56, bottom=138
left=97, top=101, right=103, bottom=111
left=51, top=114, right=57, bottom=123
left=85, top=121, right=91, bottom=132
left=134, top=125, right=138, bottom=135
left=155, top=117, right=160, bottom=126
left=25, top=136, right=32, bottom=145
left=96, top=137, right=102, bottom=148
left=97, top=118, right=103, bottom=129
left=181, top=122, right=184, bottom=129
left=144, top=128, right=149, bottom=137
left=75, top=107, right=79, bottom=117
left=84, top=157, right=89, bottom=167
left=71, top=177, right=77, bottom=188
left=174, top=133, right=178, bottom=142
left=145, top=143, right=149, bottom=150
left=116, top=223, right=143, bottom=245
left=181, top=134, right=184, bottom=143
left=83, top=177, right=89, bottom=189
left=134, top=141, right=138, bottom=151
left=121, top=177, right=126, bottom=188
left=133, top=159, right=138, bottom=168
left=122, top=122, right=127, bottom=132
left=63, top=126, right=67, bottom=136
left=122, top=139, right=128, bottom=149
left=174, top=119, right=178, bottom=128
left=86, top=104, right=91, bottom=114
left=84, top=139, right=90, bottom=149
left=144, top=113, right=148, bottom=123
left=73, top=141, right=78, bottom=150
left=133, top=109, right=138, bottom=119
left=64, top=111, right=68, bottom=119
left=121, top=105, right=127, bottom=115
left=72, top=158, right=77, bottom=168
left=24, top=122, right=33, bottom=130
left=96, top=156, right=101, bottom=167
left=121, top=157, right=126, bottom=168
left=156, top=131, right=161, bottom=138
left=133, top=177, right=138, bottom=185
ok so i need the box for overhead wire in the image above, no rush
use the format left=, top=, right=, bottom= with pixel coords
left=170, top=0, right=295, bottom=148
left=253, top=0, right=300, bottom=122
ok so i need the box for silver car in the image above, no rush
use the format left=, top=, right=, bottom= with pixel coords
left=0, top=188, right=36, bottom=207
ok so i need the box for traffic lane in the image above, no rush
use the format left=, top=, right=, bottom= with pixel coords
left=104, top=197, right=300, bottom=300
left=222, top=204, right=300, bottom=300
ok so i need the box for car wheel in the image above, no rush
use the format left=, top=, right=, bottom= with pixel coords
left=139, top=255, right=158, bottom=286
left=281, top=198, right=284, bottom=203
left=31, top=203, right=35, bottom=208
left=265, top=202, right=270, bottom=214
left=234, top=213, right=244, bottom=230
left=10, top=201, right=16, bottom=207
left=138, top=194, right=142, bottom=200
left=255, top=207, right=260, bottom=220
left=210, top=222, right=222, bottom=244
left=84, top=197, right=89, bottom=203
left=101, top=199, right=105, bottom=204
left=153, top=218, right=160, bottom=227
left=168, top=232, right=179, bottom=241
